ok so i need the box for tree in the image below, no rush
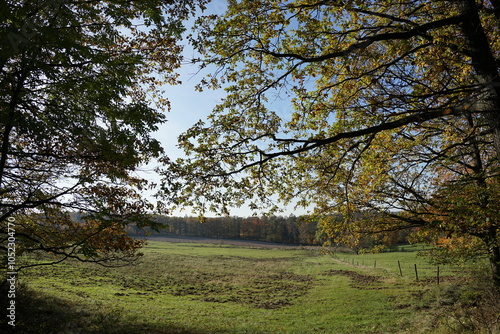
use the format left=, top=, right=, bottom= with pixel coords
left=160, top=0, right=500, bottom=285
left=0, top=0, right=207, bottom=271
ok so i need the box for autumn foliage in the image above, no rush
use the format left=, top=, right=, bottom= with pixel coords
left=161, top=0, right=500, bottom=285
left=0, top=0, right=206, bottom=269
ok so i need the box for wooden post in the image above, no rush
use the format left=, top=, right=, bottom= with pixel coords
left=374, top=260, right=376, bottom=268
left=437, top=266, right=440, bottom=285
left=398, top=260, right=403, bottom=277
left=414, top=264, right=419, bottom=281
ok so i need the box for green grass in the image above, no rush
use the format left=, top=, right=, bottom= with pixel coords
left=5, top=242, right=473, bottom=333
left=333, top=244, right=462, bottom=281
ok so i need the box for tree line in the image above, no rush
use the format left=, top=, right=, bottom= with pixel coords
left=127, top=215, right=317, bottom=245
left=127, top=214, right=411, bottom=250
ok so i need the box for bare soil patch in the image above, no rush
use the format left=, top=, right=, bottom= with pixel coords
left=322, top=269, right=383, bottom=289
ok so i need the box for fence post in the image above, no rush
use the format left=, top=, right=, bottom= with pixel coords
left=414, top=264, right=419, bottom=281
left=374, top=260, right=376, bottom=268
left=437, top=266, right=440, bottom=285
left=398, top=260, right=403, bottom=277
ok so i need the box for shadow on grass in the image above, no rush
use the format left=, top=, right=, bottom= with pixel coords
left=0, top=282, right=207, bottom=334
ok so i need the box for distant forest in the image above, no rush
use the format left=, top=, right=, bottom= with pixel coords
left=126, top=215, right=411, bottom=248
left=127, top=215, right=317, bottom=245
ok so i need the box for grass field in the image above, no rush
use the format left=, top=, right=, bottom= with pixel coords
left=6, top=241, right=484, bottom=333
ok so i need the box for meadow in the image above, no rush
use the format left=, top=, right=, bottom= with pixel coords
left=7, top=241, right=484, bottom=333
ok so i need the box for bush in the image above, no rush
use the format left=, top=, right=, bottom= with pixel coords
left=440, top=282, right=500, bottom=334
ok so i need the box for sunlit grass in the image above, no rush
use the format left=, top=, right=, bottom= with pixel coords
left=11, top=241, right=470, bottom=333
left=333, top=244, right=462, bottom=281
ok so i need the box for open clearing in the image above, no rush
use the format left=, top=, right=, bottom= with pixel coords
left=144, top=235, right=310, bottom=249
left=15, top=241, right=463, bottom=333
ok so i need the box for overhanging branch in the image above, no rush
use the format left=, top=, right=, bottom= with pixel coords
left=254, top=15, right=465, bottom=63
left=205, top=108, right=461, bottom=178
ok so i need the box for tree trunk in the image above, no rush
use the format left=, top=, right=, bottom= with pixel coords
left=459, top=0, right=500, bottom=161
left=490, top=244, right=500, bottom=287
left=459, top=0, right=500, bottom=287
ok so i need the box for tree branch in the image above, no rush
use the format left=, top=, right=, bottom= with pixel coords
left=205, top=108, right=462, bottom=178
left=254, top=15, right=465, bottom=62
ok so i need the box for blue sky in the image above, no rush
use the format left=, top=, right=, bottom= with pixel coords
left=140, top=0, right=309, bottom=217
left=138, top=1, right=244, bottom=217
left=153, top=0, right=228, bottom=161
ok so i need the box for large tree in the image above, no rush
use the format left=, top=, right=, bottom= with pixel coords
left=0, top=0, right=206, bottom=270
left=160, top=0, right=500, bottom=285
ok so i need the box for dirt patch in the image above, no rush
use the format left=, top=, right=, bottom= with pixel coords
left=322, top=269, right=382, bottom=288
left=197, top=271, right=314, bottom=309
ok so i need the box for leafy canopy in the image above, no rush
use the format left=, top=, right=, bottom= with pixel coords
left=160, top=0, right=500, bottom=281
left=0, top=0, right=207, bottom=268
